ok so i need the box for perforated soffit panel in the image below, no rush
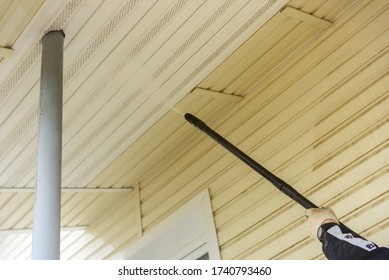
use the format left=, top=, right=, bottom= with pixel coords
left=0, top=0, right=288, bottom=189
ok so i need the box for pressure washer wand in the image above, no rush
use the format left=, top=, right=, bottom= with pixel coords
left=185, top=113, right=359, bottom=236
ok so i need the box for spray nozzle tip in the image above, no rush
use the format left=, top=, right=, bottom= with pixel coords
left=184, top=113, right=198, bottom=125
left=184, top=113, right=205, bottom=128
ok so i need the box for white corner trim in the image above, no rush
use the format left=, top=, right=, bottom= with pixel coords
left=122, top=189, right=221, bottom=260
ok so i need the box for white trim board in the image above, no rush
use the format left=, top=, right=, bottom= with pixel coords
left=122, top=189, right=221, bottom=260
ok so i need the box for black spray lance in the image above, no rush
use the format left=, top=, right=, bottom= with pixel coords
left=184, top=113, right=360, bottom=238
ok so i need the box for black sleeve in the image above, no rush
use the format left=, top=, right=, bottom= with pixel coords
left=319, top=223, right=389, bottom=260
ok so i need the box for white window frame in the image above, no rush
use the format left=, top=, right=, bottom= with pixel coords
left=123, top=188, right=221, bottom=260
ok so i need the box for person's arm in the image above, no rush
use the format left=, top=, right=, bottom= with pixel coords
left=319, top=222, right=389, bottom=260
left=306, top=208, right=389, bottom=260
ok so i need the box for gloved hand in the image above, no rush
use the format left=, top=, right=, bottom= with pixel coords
left=305, top=208, right=339, bottom=239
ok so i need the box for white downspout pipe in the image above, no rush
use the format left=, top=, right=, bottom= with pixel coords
left=32, top=30, right=65, bottom=260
